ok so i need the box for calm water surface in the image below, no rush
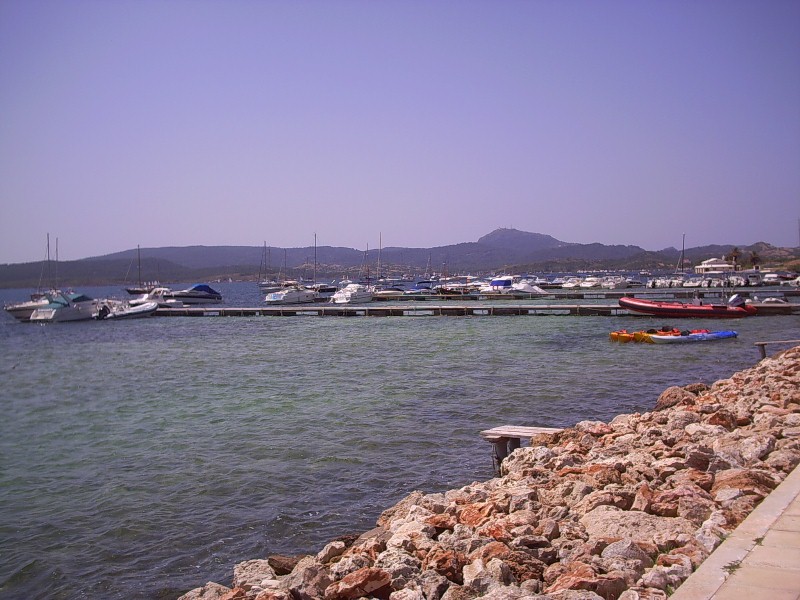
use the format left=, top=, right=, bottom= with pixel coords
left=1, top=283, right=797, bottom=599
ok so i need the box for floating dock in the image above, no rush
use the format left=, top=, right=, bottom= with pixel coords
left=154, top=301, right=798, bottom=318
left=156, top=304, right=630, bottom=317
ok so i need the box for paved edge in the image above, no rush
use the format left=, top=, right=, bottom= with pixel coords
left=670, top=461, right=800, bottom=599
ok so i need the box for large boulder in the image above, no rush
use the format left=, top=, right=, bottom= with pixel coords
left=177, top=582, right=232, bottom=600
left=580, top=505, right=695, bottom=549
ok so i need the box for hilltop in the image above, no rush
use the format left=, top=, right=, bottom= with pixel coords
left=0, top=229, right=797, bottom=288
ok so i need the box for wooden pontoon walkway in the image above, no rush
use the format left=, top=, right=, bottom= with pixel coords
left=154, top=301, right=798, bottom=318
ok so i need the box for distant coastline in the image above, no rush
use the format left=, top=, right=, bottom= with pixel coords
left=1, top=229, right=798, bottom=289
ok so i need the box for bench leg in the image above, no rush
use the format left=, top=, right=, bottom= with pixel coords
left=491, top=437, right=522, bottom=475
left=491, top=438, right=508, bottom=475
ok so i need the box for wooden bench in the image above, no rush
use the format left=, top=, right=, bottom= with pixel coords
left=754, top=340, right=800, bottom=359
left=480, top=425, right=564, bottom=474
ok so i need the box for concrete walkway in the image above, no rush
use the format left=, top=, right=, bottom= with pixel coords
left=672, top=462, right=800, bottom=599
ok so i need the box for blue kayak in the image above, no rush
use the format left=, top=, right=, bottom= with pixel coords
left=649, top=330, right=738, bottom=344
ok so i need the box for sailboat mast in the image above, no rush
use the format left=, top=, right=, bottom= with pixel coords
left=676, top=233, right=685, bottom=274
left=257, top=241, right=266, bottom=282
left=46, top=233, right=52, bottom=290
left=313, top=233, right=317, bottom=285
left=55, top=237, right=59, bottom=289
left=137, top=245, right=142, bottom=286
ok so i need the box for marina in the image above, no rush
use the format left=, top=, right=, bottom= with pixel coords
left=1, top=282, right=799, bottom=599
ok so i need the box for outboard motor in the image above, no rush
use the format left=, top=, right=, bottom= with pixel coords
left=727, top=294, right=745, bottom=307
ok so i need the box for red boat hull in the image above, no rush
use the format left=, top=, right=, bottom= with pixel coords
left=618, top=297, right=757, bottom=318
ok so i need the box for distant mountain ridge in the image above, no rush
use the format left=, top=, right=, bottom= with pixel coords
left=477, top=229, right=569, bottom=250
left=1, top=229, right=797, bottom=288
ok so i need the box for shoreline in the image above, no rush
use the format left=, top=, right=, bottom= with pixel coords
left=180, top=345, right=800, bottom=600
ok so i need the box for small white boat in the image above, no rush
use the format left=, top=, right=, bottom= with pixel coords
left=310, top=283, right=338, bottom=301
left=579, top=276, right=603, bottom=288
left=265, top=285, right=318, bottom=305
left=511, top=281, right=549, bottom=295
left=129, top=287, right=185, bottom=308
left=780, top=276, right=800, bottom=287
left=165, top=284, right=223, bottom=305
left=331, top=283, right=373, bottom=304
left=29, top=291, right=100, bottom=322
left=97, top=300, right=159, bottom=320
left=601, top=276, right=629, bottom=289
left=479, top=276, right=515, bottom=294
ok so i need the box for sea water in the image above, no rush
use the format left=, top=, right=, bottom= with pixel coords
left=0, top=283, right=797, bottom=599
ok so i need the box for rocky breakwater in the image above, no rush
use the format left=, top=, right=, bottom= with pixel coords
left=181, top=346, right=800, bottom=600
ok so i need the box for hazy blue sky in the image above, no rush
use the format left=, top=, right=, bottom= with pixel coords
left=1, top=0, right=798, bottom=263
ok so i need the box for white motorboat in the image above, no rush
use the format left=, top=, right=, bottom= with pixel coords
left=601, top=276, right=629, bottom=290
left=165, top=284, right=223, bottom=305
left=511, top=280, right=549, bottom=295
left=579, top=276, right=602, bottom=288
left=4, top=292, right=53, bottom=322
left=5, top=234, right=60, bottom=321
left=681, top=277, right=704, bottom=288
left=129, top=287, right=185, bottom=308
left=265, top=285, right=318, bottom=305
left=97, top=300, right=159, bottom=320
left=29, top=291, right=99, bottom=322
left=310, top=283, right=338, bottom=301
left=479, top=276, right=515, bottom=294
left=331, top=283, right=373, bottom=304
left=780, top=276, right=800, bottom=287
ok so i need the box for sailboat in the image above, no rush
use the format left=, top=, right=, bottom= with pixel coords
left=307, top=233, right=337, bottom=300
left=332, top=242, right=374, bottom=304
left=4, top=234, right=60, bottom=321
left=264, top=239, right=321, bottom=305
left=125, top=245, right=160, bottom=294
left=258, top=242, right=282, bottom=292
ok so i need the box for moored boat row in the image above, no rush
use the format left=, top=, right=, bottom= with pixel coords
left=4, top=283, right=224, bottom=323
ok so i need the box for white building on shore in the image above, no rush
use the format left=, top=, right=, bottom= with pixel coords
left=694, top=257, right=736, bottom=275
